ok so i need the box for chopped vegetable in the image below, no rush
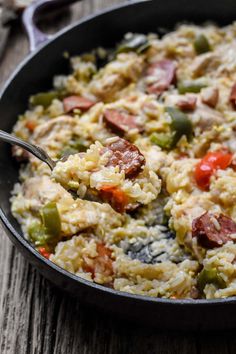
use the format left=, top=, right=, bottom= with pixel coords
left=99, top=185, right=129, bottom=213
left=25, top=120, right=37, bottom=132
left=28, top=222, right=46, bottom=246
left=29, top=205, right=62, bottom=249
left=150, top=108, right=192, bottom=150
left=178, top=80, right=207, bottom=94
left=194, top=150, right=232, bottom=190
left=117, top=34, right=150, bottom=54
left=166, top=107, right=193, bottom=147
left=150, top=132, right=174, bottom=149
left=67, top=181, right=80, bottom=190
left=193, top=34, right=211, bottom=55
left=40, top=202, right=61, bottom=239
left=30, top=91, right=60, bottom=108
left=197, top=268, right=226, bottom=293
left=38, top=247, right=51, bottom=259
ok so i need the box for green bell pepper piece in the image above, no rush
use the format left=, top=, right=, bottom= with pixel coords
left=194, top=34, right=210, bottom=55
left=150, top=132, right=174, bottom=150
left=150, top=108, right=193, bottom=150
left=197, top=268, right=226, bottom=293
left=178, top=80, right=207, bottom=94
left=117, top=34, right=150, bottom=54
left=30, top=91, right=60, bottom=108
left=40, top=202, right=61, bottom=239
left=28, top=222, right=47, bottom=246
left=166, top=106, right=193, bottom=146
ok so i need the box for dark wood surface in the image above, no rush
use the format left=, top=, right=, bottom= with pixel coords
left=0, top=1, right=235, bottom=353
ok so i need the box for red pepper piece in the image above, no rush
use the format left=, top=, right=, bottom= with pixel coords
left=194, top=150, right=232, bottom=190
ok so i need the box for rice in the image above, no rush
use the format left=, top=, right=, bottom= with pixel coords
left=10, top=22, right=236, bottom=299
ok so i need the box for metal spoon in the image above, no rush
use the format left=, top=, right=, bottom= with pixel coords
left=0, top=129, right=101, bottom=202
left=0, top=129, right=56, bottom=170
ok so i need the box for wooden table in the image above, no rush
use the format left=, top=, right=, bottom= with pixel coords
left=0, top=1, right=235, bottom=352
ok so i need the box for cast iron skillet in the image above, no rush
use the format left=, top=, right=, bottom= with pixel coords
left=1, top=0, right=236, bottom=331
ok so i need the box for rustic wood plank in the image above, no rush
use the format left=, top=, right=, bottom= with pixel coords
left=0, top=1, right=233, bottom=353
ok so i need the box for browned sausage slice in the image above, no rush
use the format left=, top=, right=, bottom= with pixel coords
left=146, top=60, right=176, bottom=95
left=192, top=212, right=236, bottom=248
left=63, top=96, right=95, bottom=113
left=103, top=109, right=143, bottom=136
left=104, top=138, right=145, bottom=178
left=229, top=84, right=236, bottom=108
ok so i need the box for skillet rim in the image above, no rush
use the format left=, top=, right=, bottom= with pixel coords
left=0, top=0, right=235, bottom=307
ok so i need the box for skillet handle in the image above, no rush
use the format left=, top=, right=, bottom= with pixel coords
left=22, top=0, right=80, bottom=52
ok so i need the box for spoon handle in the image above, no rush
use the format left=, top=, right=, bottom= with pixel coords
left=0, top=130, right=56, bottom=170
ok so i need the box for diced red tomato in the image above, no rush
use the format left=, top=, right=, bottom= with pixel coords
left=63, top=95, right=95, bottom=113
left=99, top=185, right=129, bottom=213
left=194, top=150, right=232, bottom=190
left=38, top=247, right=51, bottom=259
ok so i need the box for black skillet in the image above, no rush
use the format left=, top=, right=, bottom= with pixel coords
left=1, top=0, right=236, bottom=331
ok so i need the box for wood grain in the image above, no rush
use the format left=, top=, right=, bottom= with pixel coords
left=0, top=1, right=234, bottom=353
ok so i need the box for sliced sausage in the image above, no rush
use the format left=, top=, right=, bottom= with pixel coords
left=201, top=87, right=219, bottom=108
left=104, top=138, right=145, bottom=178
left=192, top=212, right=236, bottom=248
left=176, top=95, right=197, bottom=111
left=103, top=109, right=143, bottom=136
left=229, top=84, right=236, bottom=108
left=146, top=60, right=176, bottom=95
left=63, top=95, right=95, bottom=113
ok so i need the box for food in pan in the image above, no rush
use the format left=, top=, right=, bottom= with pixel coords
left=11, top=23, right=236, bottom=299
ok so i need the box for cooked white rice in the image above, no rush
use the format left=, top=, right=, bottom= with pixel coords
left=10, top=22, right=236, bottom=299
